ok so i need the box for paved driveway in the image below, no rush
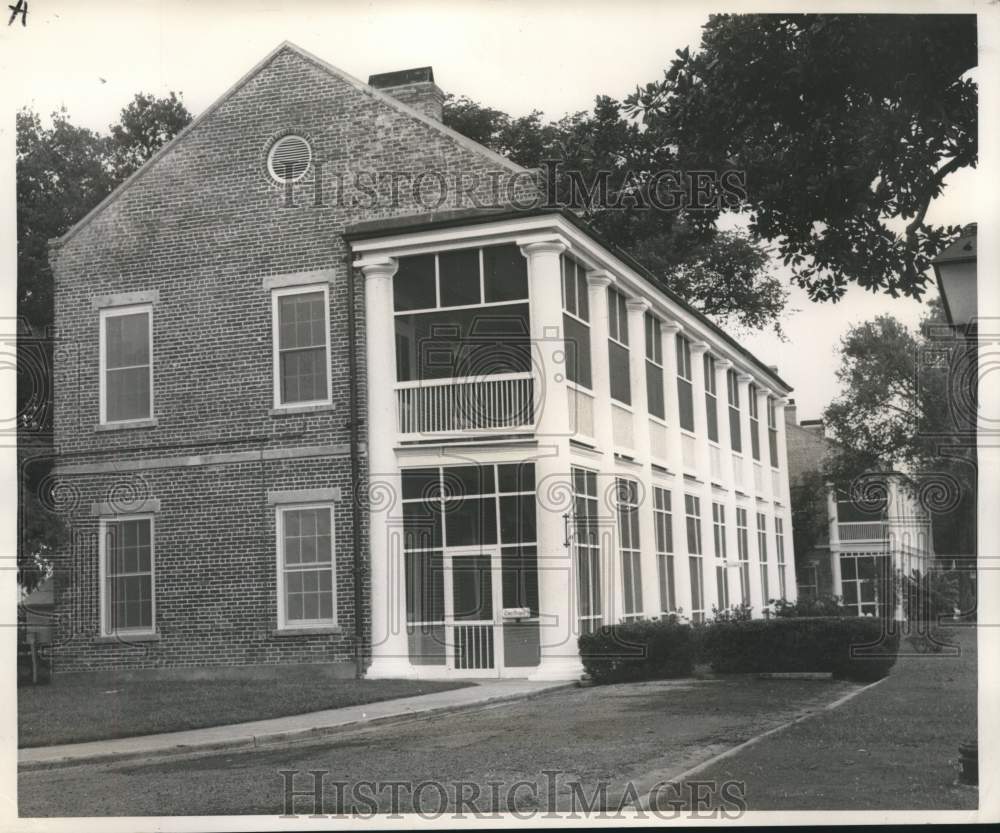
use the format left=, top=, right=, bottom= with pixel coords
left=19, top=675, right=854, bottom=817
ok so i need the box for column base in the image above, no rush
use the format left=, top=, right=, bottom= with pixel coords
left=364, top=656, right=417, bottom=680
left=528, top=656, right=585, bottom=682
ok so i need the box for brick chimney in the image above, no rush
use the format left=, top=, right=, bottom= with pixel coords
left=368, top=67, right=444, bottom=122
left=785, top=398, right=798, bottom=426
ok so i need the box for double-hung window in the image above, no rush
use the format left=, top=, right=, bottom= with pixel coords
left=712, top=502, right=729, bottom=611
left=684, top=494, right=704, bottom=622
left=617, top=478, right=643, bottom=621
left=100, top=516, right=155, bottom=636
left=273, top=285, right=331, bottom=407
left=573, top=468, right=602, bottom=634
left=776, top=517, right=787, bottom=600
left=654, top=487, right=675, bottom=615
left=100, top=305, right=153, bottom=424
left=756, top=511, right=770, bottom=603
left=607, top=288, right=631, bottom=405
left=726, top=369, right=742, bottom=452
left=767, top=396, right=780, bottom=468
left=645, top=313, right=665, bottom=419
left=704, top=354, right=719, bottom=443
left=277, top=504, right=336, bottom=628
left=676, top=335, right=694, bottom=432
left=748, top=383, right=761, bottom=461
left=562, top=255, right=592, bottom=389
left=736, top=507, right=751, bottom=607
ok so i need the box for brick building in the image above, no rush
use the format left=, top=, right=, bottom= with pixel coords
left=50, top=42, right=798, bottom=679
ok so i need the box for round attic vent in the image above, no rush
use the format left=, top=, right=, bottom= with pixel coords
left=267, top=135, right=311, bottom=183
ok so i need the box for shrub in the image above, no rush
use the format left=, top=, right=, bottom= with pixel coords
left=772, top=595, right=847, bottom=618
left=578, top=619, right=696, bottom=684
left=699, top=617, right=899, bottom=682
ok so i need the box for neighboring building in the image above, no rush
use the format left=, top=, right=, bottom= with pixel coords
left=48, top=42, right=796, bottom=681
left=785, top=405, right=935, bottom=618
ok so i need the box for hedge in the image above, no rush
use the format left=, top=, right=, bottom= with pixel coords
left=699, top=616, right=900, bottom=682
left=578, top=620, right=696, bottom=684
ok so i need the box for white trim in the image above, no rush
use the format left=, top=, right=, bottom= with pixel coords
left=271, top=283, right=332, bottom=410
left=98, top=303, right=154, bottom=426
left=275, top=502, right=338, bottom=630
left=98, top=514, right=157, bottom=638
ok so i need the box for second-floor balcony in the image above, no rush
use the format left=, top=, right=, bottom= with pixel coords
left=396, top=372, right=534, bottom=438
left=838, top=521, right=888, bottom=542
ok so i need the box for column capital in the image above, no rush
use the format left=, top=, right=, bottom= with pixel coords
left=715, top=358, right=733, bottom=371
left=736, top=372, right=753, bottom=385
left=517, top=238, right=567, bottom=258
left=773, top=396, right=790, bottom=408
left=690, top=340, right=710, bottom=356
left=353, top=257, right=398, bottom=280
left=662, top=321, right=682, bottom=336
left=587, top=270, right=614, bottom=289
left=625, top=297, right=650, bottom=314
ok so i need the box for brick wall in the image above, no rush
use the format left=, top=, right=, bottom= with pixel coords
left=49, top=44, right=531, bottom=671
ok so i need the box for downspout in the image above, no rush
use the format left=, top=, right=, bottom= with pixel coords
left=345, top=250, right=366, bottom=679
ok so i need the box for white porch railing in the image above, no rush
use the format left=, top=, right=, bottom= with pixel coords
left=838, top=521, right=889, bottom=542
left=709, top=444, right=724, bottom=481
left=396, top=372, right=534, bottom=436
left=732, top=453, right=746, bottom=490
left=681, top=433, right=697, bottom=470
left=753, top=461, right=764, bottom=492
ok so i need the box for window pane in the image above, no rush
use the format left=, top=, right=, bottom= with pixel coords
left=438, top=248, right=481, bottom=307
left=484, top=244, right=528, bottom=302
left=406, top=551, right=445, bottom=623
left=500, top=494, right=536, bottom=544
left=444, top=497, right=497, bottom=546
left=280, top=347, right=327, bottom=403
left=706, top=394, right=719, bottom=442
left=393, top=254, right=436, bottom=311
left=278, top=292, right=325, bottom=350
left=677, top=379, right=694, bottom=432
left=107, top=366, right=151, bottom=422
left=609, top=341, right=631, bottom=404
left=561, top=257, right=576, bottom=317
left=564, top=314, right=592, bottom=388
left=402, top=468, right=439, bottom=501
left=575, top=263, right=589, bottom=321
left=501, top=546, right=539, bottom=615
left=403, top=501, right=443, bottom=550
left=729, top=405, right=742, bottom=451
left=498, top=462, right=535, bottom=493
left=646, top=360, right=665, bottom=419
left=105, top=312, right=149, bottom=368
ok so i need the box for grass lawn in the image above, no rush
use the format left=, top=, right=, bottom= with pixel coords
left=18, top=671, right=471, bottom=748
left=666, top=623, right=979, bottom=811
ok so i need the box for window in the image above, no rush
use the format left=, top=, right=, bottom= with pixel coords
left=767, top=396, right=780, bottom=468
left=654, top=487, right=675, bottom=615
left=748, top=383, right=761, bottom=461
left=100, top=516, right=155, bottom=635
left=393, top=245, right=530, bottom=382
left=685, top=494, right=704, bottom=622
left=676, top=334, right=694, bottom=432
left=712, top=502, right=729, bottom=612
left=100, top=305, right=153, bottom=423
left=704, top=354, right=719, bottom=443
left=277, top=505, right=336, bottom=627
left=607, top=287, right=631, bottom=404
left=726, top=369, right=742, bottom=453
left=776, top=517, right=787, bottom=600
left=756, top=511, right=769, bottom=603
left=573, top=467, right=602, bottom=634
left=798, top=564, right=819, bottom=599
left=617, top=479, right=643, bottom=621
left=273, top=285, right=330, bottom=407
left=840, top=552, right=892, bottom=617
left=561, top=255, right=592, bottom=389
left=736, top=507, right=751, bottom=607
left=645, top=313, right=665, bottom=420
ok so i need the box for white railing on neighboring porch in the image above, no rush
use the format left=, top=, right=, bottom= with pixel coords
left=838, top=521, right=889, bottom=542
left=396, top=372, right=534, bottom=436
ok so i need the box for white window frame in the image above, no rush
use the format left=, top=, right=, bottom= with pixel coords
left=99, top=303, right=154, bottom=425
left=617, top=478, right=643, bottom=622
left=98, top=513, right=156, bottom=637
left=276, top=503, right=338, bottom=630
left=272, top=283, right=332, bottom=410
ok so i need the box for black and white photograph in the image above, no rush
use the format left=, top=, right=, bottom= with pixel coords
left=3, top=0, right=998, bottom=826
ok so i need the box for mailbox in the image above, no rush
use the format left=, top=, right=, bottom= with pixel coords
left=501, top=607, right=531, bottom=620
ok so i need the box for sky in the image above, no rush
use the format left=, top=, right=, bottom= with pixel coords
left=1, top=0, right=985, bottom=421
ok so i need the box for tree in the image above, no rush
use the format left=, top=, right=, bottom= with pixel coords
left=822, top=301, right=976, bottom=557
left=443, top=95, right=788, bottom=334
left=16, top=93, right=191, bottom=592
left=626, top=14, right=977, bottom=302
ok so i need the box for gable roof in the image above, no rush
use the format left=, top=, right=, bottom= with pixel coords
left=51, top=41, right=526, bottom=249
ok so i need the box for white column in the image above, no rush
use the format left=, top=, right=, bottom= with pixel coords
left=827, top=482, right=842, bottom=599
left=689, top=341, right=717, bottom=614
left=357, top=257, right=413, bottom=678
left=519, top=239, right=583, bottom=681
left=716, top=359, right=740, bottom=610
left=773, top=397, right=797, bottom=602
left=661, top=323, right=692, bottom=618
left=737, top=374, right=762, bottom=612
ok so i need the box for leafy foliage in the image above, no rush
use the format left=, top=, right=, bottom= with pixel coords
left=901, top=570, right=960, bottom=623
left=443, top=95, right=787, bottom=334
left=626, top=13, right=977, bottom=301
left=578, top=620, right=697, bottom=684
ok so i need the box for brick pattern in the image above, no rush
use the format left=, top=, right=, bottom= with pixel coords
left=49, top=45, right=530, bottom=671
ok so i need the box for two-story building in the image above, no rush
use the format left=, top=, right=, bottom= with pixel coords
left=47, top=42, right=796, bottom=681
